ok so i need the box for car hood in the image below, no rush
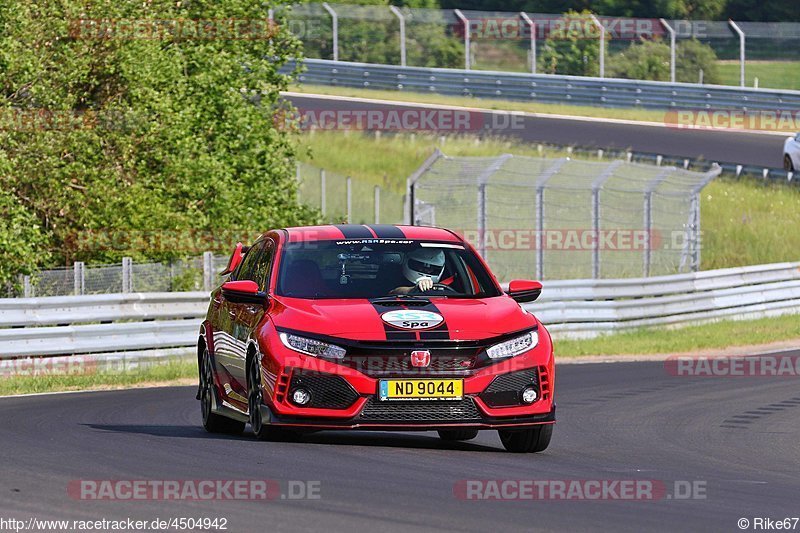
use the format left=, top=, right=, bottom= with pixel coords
left=270, top=296, right=537, bottom=341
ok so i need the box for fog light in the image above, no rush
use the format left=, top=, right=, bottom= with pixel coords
left=291, top=388, right=311, bottom=406
left=521, top=386, right=538, bottom=404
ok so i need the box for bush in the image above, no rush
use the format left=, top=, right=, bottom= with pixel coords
left=676, top=39, right=720, bottom=84
left=602, top=38, right=719, bottom=84
left=537, top=11, right=604, bottom=77
left=0, top=186, right=50, bottom=287
left=0, top=0, right=317, bottom=283
left=607, top=40, right=671, bottom=81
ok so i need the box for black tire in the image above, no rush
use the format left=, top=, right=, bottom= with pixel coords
left=784, top=155, right=794, bottom=172
left=498, top=424, right=553, bottom=453
left=200, top=347, right=245, bottom=435
left=248, top=355, right=297, bottom=442
left=437, top=429, right=479, bottom=441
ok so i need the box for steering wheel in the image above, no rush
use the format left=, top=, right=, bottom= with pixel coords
left=409, top=283, right=459, bottom=295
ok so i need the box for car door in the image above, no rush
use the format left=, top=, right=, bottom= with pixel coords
left=213, top=241, right=265, bottom=409
left=226, top=239, right=276, bottom=399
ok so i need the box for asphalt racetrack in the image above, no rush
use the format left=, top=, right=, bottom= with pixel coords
left=286, top=93, right=788, bottom=169
left=2, top=357, right=799, bottom=532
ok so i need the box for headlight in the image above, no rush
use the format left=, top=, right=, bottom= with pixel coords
left=279, top=333, right=346, bottom=359
left=486, top=330, right=538, bottom=359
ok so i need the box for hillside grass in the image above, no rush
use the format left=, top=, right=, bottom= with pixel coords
left=717, top=60, right=800, bottom=91
left=297, top=131, right=800, bottom=271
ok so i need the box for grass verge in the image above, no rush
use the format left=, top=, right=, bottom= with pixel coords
left=0, top=359, right=196, bottom=397
left=297, top=131, right=800, bottom=270
left=555, top=313, right=800, bottom=357
left=717, top=60, right=800, bottom=92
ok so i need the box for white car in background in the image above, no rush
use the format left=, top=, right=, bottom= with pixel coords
left=784, top=133, right=800, bottom=171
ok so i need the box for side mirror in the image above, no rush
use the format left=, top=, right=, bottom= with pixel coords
left=507, top=280, right=542, bottom=303
left=222, top=280, right=268, bottom=305
left=220, top=242, right=245, bottom=276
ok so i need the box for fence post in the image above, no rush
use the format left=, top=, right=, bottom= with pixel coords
left=643, top=193, right=652, bottom=277
left=454, top=10, right=470, bottom=70
left=203, top=251, right=214, bottom=292
left=477, top=181, right=487, bottom=258
left=346, top=176, right=352, bottom=224
left=729, top=20, right=746, bottom=87
left=374, top=185, right=381, bottom=224
left=390, top=6, right=406, bottom=67
left=73, top=261, right=85, bottom=296
left=405, top=149, right=443, bottom=225
left=322, top=2, right=339, bottom=61
left=320, top=169, right=327, bottom=217
left=23, top=275, right=32, bottom=298
left=475, top=154, right=512, bottom=260
left=590, top=14, right=605, bottom=78
left=122, top=257, right=133, bottom=293
left=643, top=168, right=676, bottom=277
left=591, top=161, right=622, bottom=279
left=520, top=12, right=536, bottom=74
left=660, top=18, right=676, bottom=83
left=534, top=158, right=568, bottom=280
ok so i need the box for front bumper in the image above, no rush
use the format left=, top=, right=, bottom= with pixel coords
left=260, top=325, right=556, bottom=430
left=260, top=401, right=556, bottom=431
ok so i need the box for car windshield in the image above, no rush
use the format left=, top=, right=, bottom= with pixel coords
left=277, top=239, right=501, bottom=299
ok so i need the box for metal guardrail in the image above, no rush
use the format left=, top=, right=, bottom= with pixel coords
left=528, top=261, right=800, bottom=338
left=0, top=292, right=208, bottom=359
left=0, top=261, right=798, bottom=362
left=293, top=59, right=800, bottom=112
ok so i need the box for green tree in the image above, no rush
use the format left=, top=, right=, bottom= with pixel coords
left=537, top=11, right=603, bottom=77
left=0, top=0, right=316, bottom=282
left=607, top=40, right=671, bottom=81
left=676, top=39, right=720, bottom=84
left=726, top=0, right=800, bottom=22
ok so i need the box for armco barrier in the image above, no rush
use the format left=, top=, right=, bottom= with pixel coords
left=291, top=59, right=800, bottom=112
left=528, top=261, right=800, bottom=338
left=0, top=261, right=798, bottom=361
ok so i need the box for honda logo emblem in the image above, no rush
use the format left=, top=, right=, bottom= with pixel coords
left=410, top=350, right=431, bottom=368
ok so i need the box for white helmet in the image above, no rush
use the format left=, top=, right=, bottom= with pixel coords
left=403, top=248, right=445, bottom=284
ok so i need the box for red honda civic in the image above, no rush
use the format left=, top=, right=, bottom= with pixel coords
left=197, top=224, right=555, bottom=453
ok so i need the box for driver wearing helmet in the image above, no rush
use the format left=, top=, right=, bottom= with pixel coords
left=391, top=248, right=447, bottom=295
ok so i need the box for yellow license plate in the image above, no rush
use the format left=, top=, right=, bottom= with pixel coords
left=378, top=379, right=463, bottom=401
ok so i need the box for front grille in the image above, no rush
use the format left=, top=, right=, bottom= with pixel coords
left=289, top=371, right=359, bottom=409
left=359, top=397, right=482, bottom=423
left=480, top=369, right=538, bottom=408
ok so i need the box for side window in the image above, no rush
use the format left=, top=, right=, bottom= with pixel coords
left=236, top=242, right=264, bottom=282
left=252, top=240, right=276, bottom=292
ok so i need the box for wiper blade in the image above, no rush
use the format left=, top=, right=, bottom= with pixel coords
left=369, top=295, right=430, bottom=304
